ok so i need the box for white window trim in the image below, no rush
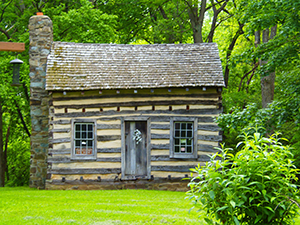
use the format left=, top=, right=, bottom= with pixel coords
left=71, top=119, right=97, bottom=160
left=169, top=117, right=198, bottom=159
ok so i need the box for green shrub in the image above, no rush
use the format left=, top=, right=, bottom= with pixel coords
left=187, top=132, right=300, bottom=225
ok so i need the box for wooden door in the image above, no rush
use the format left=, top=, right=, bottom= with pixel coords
left=124, top=121, right=148, bottom=179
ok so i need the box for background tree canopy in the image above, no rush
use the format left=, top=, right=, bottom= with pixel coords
left=0, top=0, right=299, bottom=186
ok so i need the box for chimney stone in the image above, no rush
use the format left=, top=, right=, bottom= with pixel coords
left=28, top=15, right=53, bottom=189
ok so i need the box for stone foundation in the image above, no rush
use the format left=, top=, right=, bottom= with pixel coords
left=46, top=178, right=190, bottom=192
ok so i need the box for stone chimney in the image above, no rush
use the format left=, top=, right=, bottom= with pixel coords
left=28, top=14, right=53, bottom=188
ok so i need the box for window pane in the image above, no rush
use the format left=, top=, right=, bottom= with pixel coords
left=88, top=124, right=93, bottom=131
left=181, top=123, right=186, bottom=129
left=88, top=140, right=93, bottom=147
left=180, top=139, right=186, bottom=145
left=187, top=123, right=193, bottom=129
left=82, top=132, right=87, bottom=138
left=175, top=123, right=180, bottom=129
left=87, top=148, right=93, bottom=155
left=88, top=132, right=93, bottom=138
left=175, top=138, right=179, bottom=145
left=75, top=132, right=80, bottom=139
left=75, top=124, right=80, bottom=131
left=175, top=146, right=180, bottom=153
left=75, top=148, right=81, bottom=155
left=187, top=146, right=192, bottom=153
left=180, top=147, right=186, bottom=153
left=187, top=131, right=192, bottom=138
left=187, top=138, right=192, bottom=146
left=82, top=124, right=87, bottom=131
left=82, top=140, right=87, bottom=146
left=75, top=140, right=81, bottom=147
left=175, top=130, right=180, bottom=137
left=181, top=131, right=185, bottom=137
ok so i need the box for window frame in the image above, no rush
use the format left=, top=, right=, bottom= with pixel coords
left=169, top=117, right=198, bottom=159
left=71, top=119, right=97, bottom=160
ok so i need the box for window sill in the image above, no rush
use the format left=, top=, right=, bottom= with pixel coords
left=70, top=157, right=97, bottom=161
left=170, top=154, right=198, bottom=159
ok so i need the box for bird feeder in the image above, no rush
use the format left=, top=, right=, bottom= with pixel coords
left=10, top=58, right=23, bottom=86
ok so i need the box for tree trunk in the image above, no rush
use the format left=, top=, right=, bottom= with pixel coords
left=261, top=72, right=275, bottom=108
left=260, top=26, right=277, bottom=108
left=4, top=122, right=10, bottom=182
left=207, top=0, right=228, bottom=43
left=0, top=102, right=4, bottom=187
left=187, top=0, right=206, bottom=43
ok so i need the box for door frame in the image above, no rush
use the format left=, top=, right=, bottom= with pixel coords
left=121, top=117, right=151, bottom=180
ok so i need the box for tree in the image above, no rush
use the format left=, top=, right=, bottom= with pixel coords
left=240, top=0, right=300, bottom=108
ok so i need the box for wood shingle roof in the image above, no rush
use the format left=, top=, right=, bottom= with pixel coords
left=46, top=42, right=224, bottom=91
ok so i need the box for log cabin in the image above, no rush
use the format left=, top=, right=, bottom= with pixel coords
left=29, top=14, right=225, bottom=190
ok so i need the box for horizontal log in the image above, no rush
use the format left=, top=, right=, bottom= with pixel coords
left=198, top=135, right=222, bottom=142
left=48, top=145, right=218, bottom=155
left=54, top=109, right=221, bottom=118
left=198, top=144, right=220, bottom=152
left=198, top=124, right=221, bottom=131
left=54, top=114, right=216, bottom=124
left=50, top=119, right=71, bottom=125
left=151, top=155, right=211, bottom=161
left=151, top=165, right=194, bottom=172
left=49, top=149, right=71, bottom=155
left=97, top=135, right=121, bottom=141
left=151, top=144, right=169, bottom=150
left=49, top=138, right=71, bottom=144
left=54, top=99, right=219, bottom=108
left=151, top=116, right=215, bottom=123
left=48, top=157, right=121, bottom=163
left=52, top=136, right=122, bottom=143
left=97, top=148, right=121, bottom=153
left=151, top=134, right=221, bottom=141
left=48, top=149, right=71, bottom=155
left=97, top=124, right=121, bottom=129
left=151, top=124, right=170, bottom=130
left=50, top=168, right=121, bottom=175
left=51, top=128, right=71, bottom=133
left=49, top=154, right=211, bottom=164
left=53, top=93, right=221, bottom=102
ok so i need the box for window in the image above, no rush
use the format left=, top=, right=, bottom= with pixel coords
left=71, top=119, right=97, bottom=160
left=170, top=118, right=198, bottom=159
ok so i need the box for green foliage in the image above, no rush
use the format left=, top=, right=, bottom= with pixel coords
left=188, top=132, right=300, bottom=225
left=44, top=0, right=117, bottom=43
left=5, top=137, right=30, bottom=186
left=98, top=0, right=193, bottom=44
left=217, top=63, right=300, bottom=149
left=239, top=0, right=300, bottom=73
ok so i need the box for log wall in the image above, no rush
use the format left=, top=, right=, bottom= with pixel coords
left=46, top=87, right=222, bottom=190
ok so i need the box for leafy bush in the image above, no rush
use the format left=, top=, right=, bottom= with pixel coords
left=5, top=138, right=30, bottom=187
left=187, top=132, right=299, bottom=225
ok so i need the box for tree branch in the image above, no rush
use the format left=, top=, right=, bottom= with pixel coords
left=14, top=101, right=31, bottom=137
left=238, top=63, right=258, bottom=92
left=0, top=0, right=13, bottom=23
left=224, top=22, right=244, bottom=87
left=0, top=27, right=11, bottom=40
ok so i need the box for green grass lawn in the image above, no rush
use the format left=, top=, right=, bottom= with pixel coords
left=0, top=187, right=201, bottom=225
